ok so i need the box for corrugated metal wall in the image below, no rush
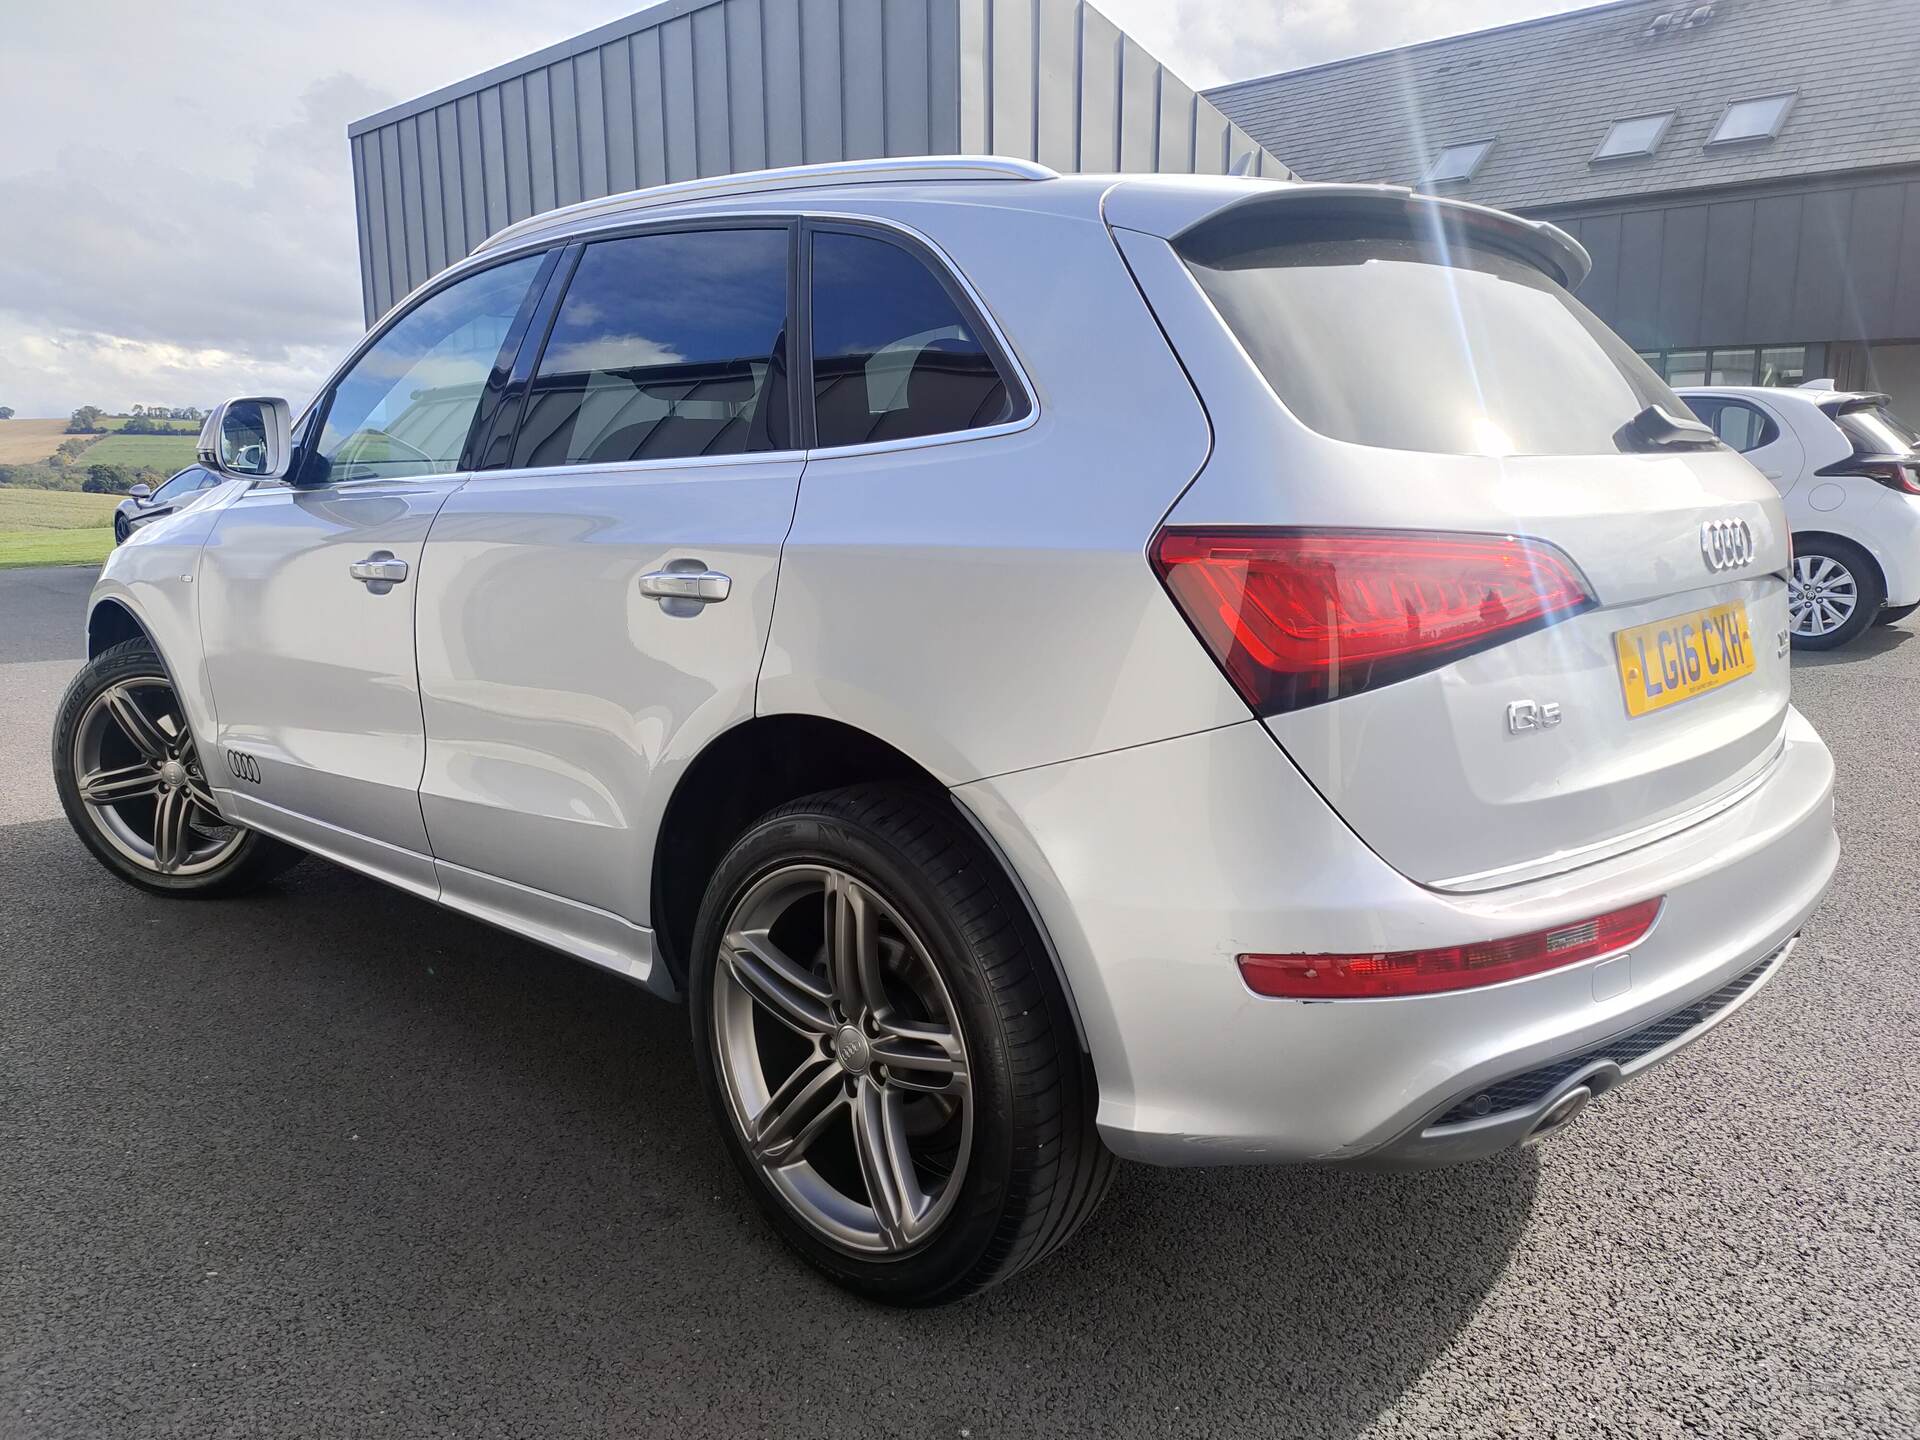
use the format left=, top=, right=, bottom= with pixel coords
left=1548, top=169, right=1920, bottom=351
left=348, top=0, right=1284, bottom=323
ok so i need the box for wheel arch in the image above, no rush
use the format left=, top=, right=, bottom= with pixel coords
left=1791, top=528, right=1887, bottom=598
left=87, top=597, right=153, bottom=659
left=649, top=713, right=1090, bottom=1053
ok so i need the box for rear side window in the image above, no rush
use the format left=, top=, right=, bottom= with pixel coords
left=513, top=228, right=791, bottom=467
left=1181, top=220, right=1684, bottom=457
left=1693, top=398, right=1779, bottom=453
left=810, top=230, right=1021, bottom=448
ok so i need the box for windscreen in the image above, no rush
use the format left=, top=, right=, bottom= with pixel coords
left=1182, top=219, right=1686, bottom=457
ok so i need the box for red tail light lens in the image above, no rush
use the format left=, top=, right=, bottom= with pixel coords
left=1151, top=528, right=1596, bottom=713
left=1237, top=898, right=1662, bottom=1000
left=1857, top=461, right=1920, bottom=496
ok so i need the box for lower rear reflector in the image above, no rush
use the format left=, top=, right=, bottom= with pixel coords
left=1236, top=898, right=1663, bottom=999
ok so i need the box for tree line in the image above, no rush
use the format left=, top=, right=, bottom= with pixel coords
left=64, top=404, right=205, bottom=435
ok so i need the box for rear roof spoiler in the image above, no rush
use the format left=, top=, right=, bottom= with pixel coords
left=1818, top=392, right=1892, bottom=416
left=1119, top=181, right=1591, bottom=289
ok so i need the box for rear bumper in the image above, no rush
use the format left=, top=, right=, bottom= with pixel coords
left=954, top=707, right=1836, bottom=1167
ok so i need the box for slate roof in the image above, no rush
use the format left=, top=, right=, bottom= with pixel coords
left=1206, top=0, right=1920, bottom=213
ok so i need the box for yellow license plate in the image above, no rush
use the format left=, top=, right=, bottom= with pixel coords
left=1614, top=601, right=1755, bottom=718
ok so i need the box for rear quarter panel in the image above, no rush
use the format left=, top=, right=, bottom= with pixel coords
left=759, top=199, right=1242, bottom=782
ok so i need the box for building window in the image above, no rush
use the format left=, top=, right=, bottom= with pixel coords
left=1639, top=344, right=1810, bottom=388
left=1424, top=140, right=1493, bottom=184
left=1707, top=93, right=1795, bottom=145
left=1593, top=112, right=1674, bottom=162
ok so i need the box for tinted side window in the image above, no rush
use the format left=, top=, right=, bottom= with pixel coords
left=309, top=254, right=547, bottom=484
left=810, top=231, right=1019, bottom=448
left=1708, top=401, right=1778, bottom=454
left=513, top=228, right=791, bottom=467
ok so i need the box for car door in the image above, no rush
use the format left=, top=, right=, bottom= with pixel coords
left=1697, top=394, right=1805, bottom=494
left=199, top=250, right=555, bottom=892
left=412, top=222, right=802, bottom=984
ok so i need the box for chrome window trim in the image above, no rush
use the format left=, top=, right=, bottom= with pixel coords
left=459, top=450, right=809, bottom=483
left=433, top=207, right=1040, bottom=481
left=797, top=210, right=1041, bottom=460
left=1432, top=731, right=1789, bottom=893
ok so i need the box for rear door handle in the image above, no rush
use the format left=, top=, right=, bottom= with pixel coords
left=349, top=551, right=409, bottom=594
left=639, top=566, right=731, bottom=608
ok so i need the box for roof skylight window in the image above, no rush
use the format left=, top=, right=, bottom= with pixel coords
left=1708, top=93, right=1795, bottom=145
left=1593, top=112, right=1674, bottom=161
left=1425, top=139, right=1493, bottom=184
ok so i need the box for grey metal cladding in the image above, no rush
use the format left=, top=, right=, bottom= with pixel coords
left=1555, top=172, right=1920, bottom=350
left=1206, top=0, right=1920, bottom=213
left=349, top=0, right=1286, bottom=321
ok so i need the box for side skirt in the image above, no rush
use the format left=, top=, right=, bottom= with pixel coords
left=213, top=787, right=667, bottom=998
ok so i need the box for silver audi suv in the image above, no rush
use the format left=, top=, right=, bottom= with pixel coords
left=52, top=157, right=1838, bottom=1305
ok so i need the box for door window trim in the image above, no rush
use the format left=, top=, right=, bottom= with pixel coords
left=286, top=242, right=566, bottom=490
left=481, top=216, right=807, bottom=473
left=385, top=209, right=1041, bottom=478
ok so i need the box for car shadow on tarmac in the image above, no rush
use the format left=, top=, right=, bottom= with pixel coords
left=3, top=816, right=1535, bottom=1438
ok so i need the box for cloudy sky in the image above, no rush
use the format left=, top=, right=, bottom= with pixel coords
left=0, top=0, right=1590, bottom=418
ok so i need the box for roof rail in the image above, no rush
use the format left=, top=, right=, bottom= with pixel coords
left=473, top=155, right=1058, bottom=255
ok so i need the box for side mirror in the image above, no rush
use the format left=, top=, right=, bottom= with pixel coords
left=197, top=397, right=293, bottom=480
left=128, top=483, right=153, bottom=504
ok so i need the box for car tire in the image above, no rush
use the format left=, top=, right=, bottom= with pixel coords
left=52, top=638, right=301, bottom=897
left=1789, top=538, right=1883, bottom=650
left=689, top=783, right=1113, bottom=1306
left=1876, top=602, right=1918, bottom=628
left=112, top=513, right=130, bottom=544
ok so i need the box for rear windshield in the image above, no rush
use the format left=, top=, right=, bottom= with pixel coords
left=1834, top=403, right=1920, bottom=459
left=1182, top=222, right=1685, bottom=457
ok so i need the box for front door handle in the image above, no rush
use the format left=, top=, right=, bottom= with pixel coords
left=639, top=564, right=731, bottom=612
left=349, top=551, right=409, bottom=594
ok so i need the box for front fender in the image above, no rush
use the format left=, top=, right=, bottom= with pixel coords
left=88, top=480, right=248, bottom=756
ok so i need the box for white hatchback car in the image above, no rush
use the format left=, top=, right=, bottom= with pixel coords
left=1678, top=383, right=1920, bottom=647
left=54, top=159, right=1837, bottom=1305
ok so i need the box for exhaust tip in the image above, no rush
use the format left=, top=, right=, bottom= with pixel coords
left=1523, top=1085, right=1593, bottom=1146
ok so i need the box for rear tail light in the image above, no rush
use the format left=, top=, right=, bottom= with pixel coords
left=1150, top=528, right=1596, bottom=714
left=1236, top=898, right=1663, bottom=999
left=1858, top=461, right=1920, bottom=496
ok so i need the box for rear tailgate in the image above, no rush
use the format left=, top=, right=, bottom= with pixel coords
left=1110, top=179, right=1792, bottom=890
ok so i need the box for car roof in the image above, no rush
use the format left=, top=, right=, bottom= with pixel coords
left=462, top=155, right=1589, bottom=286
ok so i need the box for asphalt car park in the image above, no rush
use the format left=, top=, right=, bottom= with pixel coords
left=3, top=564, right=1916, bottom=1439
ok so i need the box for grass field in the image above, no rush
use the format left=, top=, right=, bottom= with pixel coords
left=0, top=486, right=117, bottom=570
left=79, top=433, right=199, bottom=470
left=0, top=419, right=87, bottom=465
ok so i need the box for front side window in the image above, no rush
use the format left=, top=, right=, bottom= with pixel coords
left=308, top=254, right=547, bottom=484
left=512, top=228, right=791, bottom=467
left=810, top=230, right=1021, bottom=449
left=151, top=467, right=213, bottom=504
left=1183, top=219, right=1684, bottom=456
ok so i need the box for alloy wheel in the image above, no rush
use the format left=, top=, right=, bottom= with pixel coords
left=711, top=864, right=973, bottom=1256
left=70, top=674, right=243, bottom=876
left=1788, top=554, right=1858, bottom=639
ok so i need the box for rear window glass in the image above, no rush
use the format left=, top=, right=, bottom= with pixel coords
left=1181, top=222, right=1685, bottom=456
left=1835, top=403, right=1920, bottom=459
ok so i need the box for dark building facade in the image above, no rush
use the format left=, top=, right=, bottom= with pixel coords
left=1209, top=0, right=1920, bottom=415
